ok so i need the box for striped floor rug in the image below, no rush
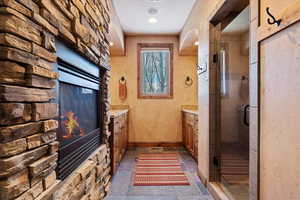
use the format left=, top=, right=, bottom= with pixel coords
left=133, top=153, right=190, bottom=186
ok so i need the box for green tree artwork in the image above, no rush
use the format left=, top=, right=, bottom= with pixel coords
left=140, top=49, right=170, bottom=96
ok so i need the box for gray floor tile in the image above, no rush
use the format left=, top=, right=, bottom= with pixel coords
left=105, top=148, right=214, bottom=200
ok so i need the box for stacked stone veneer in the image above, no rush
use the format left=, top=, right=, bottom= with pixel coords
left=0, top=0, right=112, bottom=199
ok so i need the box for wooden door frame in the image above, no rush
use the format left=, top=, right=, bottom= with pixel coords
left=208, top=22, right=222, bottom=183
left=207, top=0, right=256, bottom=199
left=207, top=0, right=300, bottom=200
left=255, top=1, right=300, bottom=200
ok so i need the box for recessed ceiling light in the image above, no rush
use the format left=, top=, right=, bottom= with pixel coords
left=148, top=7, right=158, bottom=15
left=109, top=42, right=114, bottom=46
left=194, top=41, right=199, bottom=46
left=150, top=0, right=160, bottom=2
left=148, top=17, right=158, bottom=24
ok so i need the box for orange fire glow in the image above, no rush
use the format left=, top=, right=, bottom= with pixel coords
left=62, top=111, right=85, bottom=138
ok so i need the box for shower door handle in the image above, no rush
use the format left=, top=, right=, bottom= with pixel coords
left=244, top=105, right=250, bottom=127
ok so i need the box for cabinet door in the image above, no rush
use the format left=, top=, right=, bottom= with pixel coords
left=190, top=125, right=195, bottom=156
left=258, top=1, right=300, bottom=199
left=182, top=112, right=187, bottom=147
left=194, top=130, right=198, bottom=161
left=115, top=118, right=121, bottom=167
left=187, top=124, right=194, bottom=155
left=124, top=113, right=128, bottom=150
left=121, top=126, right=126, bottom=156
left=194, top=114, right=198, bottom=161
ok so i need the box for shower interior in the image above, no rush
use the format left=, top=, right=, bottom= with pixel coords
left=219, top=6, right=250, bottom=200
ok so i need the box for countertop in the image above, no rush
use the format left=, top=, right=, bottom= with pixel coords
left=109, top=109, right=129, bottom=117
left=182, top=109, right=198, bottom=115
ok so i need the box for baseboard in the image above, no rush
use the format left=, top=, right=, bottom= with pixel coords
left=197, top=169, right=208, bottom=186
left=128, top=142, right=182, bottom=147
left=207, top=182, right=231, bottom=200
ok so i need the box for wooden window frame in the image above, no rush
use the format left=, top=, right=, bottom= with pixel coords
left=137, top=43, right=174, bottom=99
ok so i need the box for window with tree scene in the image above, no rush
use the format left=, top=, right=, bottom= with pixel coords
left=138, top=43, right=173, bottom=99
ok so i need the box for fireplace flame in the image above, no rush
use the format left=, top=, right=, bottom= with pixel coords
left=80, top=128, right=85, bottom=136
left=62, top=111, right=85, bottom=138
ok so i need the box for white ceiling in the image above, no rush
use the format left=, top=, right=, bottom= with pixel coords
left=222, top=6, right=250, bottom=35
left=112, top=0, right=197, bottom=35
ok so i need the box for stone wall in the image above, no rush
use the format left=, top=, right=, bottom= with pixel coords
left=0, top=0, right=112, bottom=199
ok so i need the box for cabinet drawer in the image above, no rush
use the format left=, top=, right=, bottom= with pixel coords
left=115, top=116, right=122, bottom=124
left=114, top=121, right=120, bottom=131
left=185, top=113, right=194, bottom=124
left=120, top=114, right=126, bottom=128
left=124, top=113, right=128, bottom=122
left=194, top=122, right=198, bottom=130
left=194, top=115, right=198, bottom=127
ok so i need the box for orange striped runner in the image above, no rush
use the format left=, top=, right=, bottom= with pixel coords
left=133, top=153, right=190, bottom=186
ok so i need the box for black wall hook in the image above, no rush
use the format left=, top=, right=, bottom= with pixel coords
left=266, top=7, right=282, bottom=26
left=197, top=63, right=207, bottom=75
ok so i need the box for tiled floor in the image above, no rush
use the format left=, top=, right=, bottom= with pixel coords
left=105, top=147, right=214, bottom=200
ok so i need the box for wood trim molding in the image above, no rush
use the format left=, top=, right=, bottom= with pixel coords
left=255, top=2, right=260, bottom=200
left=128, top=142, right=182, bottom=147
left=258, top=1, right=300, bottom=42
left=137, top=43, right=174, bottom=99
left=208, top=0, right=226, bottom=22
left=197, top=168, right=208, bottom=186
left=208, top=23, right=222, bottom=183
left=207, top=182, right=231, bottom=200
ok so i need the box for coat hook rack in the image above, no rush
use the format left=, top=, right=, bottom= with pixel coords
left=197, top=62, right=207, bottom=75
left=266, top=7, right=282, bottom=26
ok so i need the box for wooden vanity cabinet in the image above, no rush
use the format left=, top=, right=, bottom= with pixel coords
left=109, top=110, right=129, bottom=175
left=182, top=111, right=198, bottom=161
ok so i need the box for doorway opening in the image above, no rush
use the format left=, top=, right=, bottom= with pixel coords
left=219, top=6, right=250, bottom=200
left=208, top=1, right=250, bottom=200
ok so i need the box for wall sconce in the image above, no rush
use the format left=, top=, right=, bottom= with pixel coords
left=185, top=76, right=193, bottom=87
left=119, top=76, right=126, bottom=83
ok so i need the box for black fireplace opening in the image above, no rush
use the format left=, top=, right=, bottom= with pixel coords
left=55, top=41, right=107, bottom=180
left=56, top=40, right=109, bottom=180
left=57, top=60, right=104, bottom=180
left=58, top=82, right=99, bottom=146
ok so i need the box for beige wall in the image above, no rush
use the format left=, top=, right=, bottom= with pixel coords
left=196, top=0, right=226, bottom=183
left=109, top=36, right=197, bottom=143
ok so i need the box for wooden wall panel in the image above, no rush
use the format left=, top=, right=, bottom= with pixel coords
left=260, top=21, right=300, bottom=200
left=258, top=0, right=300, bottom=41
